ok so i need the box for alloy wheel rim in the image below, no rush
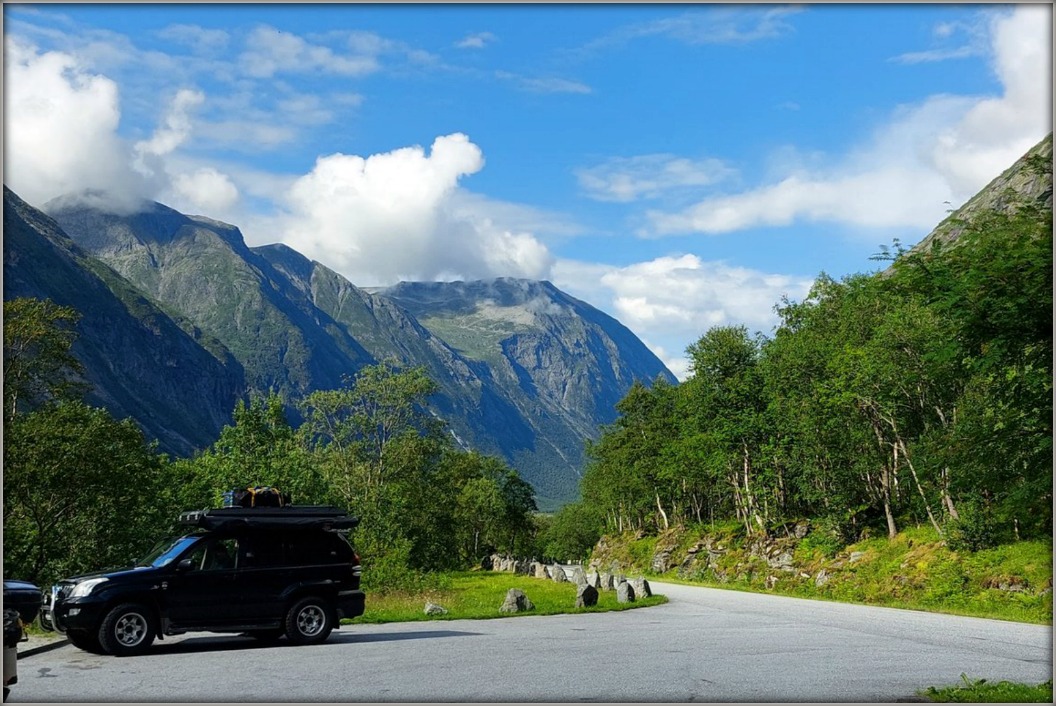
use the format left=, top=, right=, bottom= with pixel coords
left=297, top=605, right=324, bottom=636
left=115, top=613, right=147, bottom=646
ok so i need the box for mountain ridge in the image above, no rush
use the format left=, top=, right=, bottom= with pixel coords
left=13, top=194, right=674, bottom=506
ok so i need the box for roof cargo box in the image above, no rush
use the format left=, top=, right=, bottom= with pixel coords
left=178, top=506, right=359, bottom=531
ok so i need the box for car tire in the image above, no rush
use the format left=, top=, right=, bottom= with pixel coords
left=97, top=603, right=156, bottom=656
left=67, top=629, right=106, bottom=655
left=284, top=596, right=333, bottom=645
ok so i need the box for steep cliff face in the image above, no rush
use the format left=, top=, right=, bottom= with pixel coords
left=3, top=187, right=245, bottom=455
left=382, top=278, right=678, bottom=503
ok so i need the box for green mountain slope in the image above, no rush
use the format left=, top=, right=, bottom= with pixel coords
left=44, top=198, right=373, bottom=401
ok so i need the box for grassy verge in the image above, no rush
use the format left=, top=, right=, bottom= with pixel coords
left=921, top=675, right=1052, bottom=702
left=594, top=526, right=1051, bottom=625
left=346, top=571, right=667, bottom=624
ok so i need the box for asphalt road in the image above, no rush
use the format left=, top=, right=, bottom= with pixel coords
left=11, top=581, right=1052, bottom=702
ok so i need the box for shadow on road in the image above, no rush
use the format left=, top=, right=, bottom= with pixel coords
left=139, top=628, right=483, bottom=656
left=331, top=629, right=483, bottom=644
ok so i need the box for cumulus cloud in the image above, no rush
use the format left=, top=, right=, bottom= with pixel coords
left=168, top=168, right=240, bottom=216
left=644, top=5, right=1051, bottom=238
left=3, top=35, right=147, bottom=213
left=553, top=255, right=814, bottom=380
left=275, top=133, right=555, bottom=286
left=134, top=88, right=204, bottom=161
left=576, top=154, right=736, bottom=203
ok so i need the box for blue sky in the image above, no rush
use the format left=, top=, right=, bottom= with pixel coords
left=4, top=3, right=1051, bottom=378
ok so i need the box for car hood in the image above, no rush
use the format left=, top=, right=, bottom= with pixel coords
left=61, top=566, right=161, bottom=584
left=3, top=579, right=41, bottom=593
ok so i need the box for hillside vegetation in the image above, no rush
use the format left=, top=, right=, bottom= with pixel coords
left=546, top=136, right=1052, bottom=624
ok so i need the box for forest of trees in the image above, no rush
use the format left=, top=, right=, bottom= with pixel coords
left=565, top=201, right=1051, bottom=557
left=3, top=302, right=538, bottom=589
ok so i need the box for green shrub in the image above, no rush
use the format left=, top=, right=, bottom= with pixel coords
left=946, top=501, right=998, bottom=552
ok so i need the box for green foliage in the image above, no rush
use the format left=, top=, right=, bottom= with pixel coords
left=540, top=502, right=603, bottom=562
left=2, top=315, right=540, bottom=594
left=3, top=401, right=171, bottom=586
left=3, top=298, right=85, bottom=421
left=945, top=500, right=998, bottom=552
left=923, top=675, right=1053, bottom=703
left=577, top=195, right=1051, bottom=551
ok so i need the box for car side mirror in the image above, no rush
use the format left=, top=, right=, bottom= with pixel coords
left=176, top=559, right=194, bottom=573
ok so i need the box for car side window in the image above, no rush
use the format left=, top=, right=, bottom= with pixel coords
left=184, top=538, right=239, bottom=572
left=240, top=535, right=285, bottom=568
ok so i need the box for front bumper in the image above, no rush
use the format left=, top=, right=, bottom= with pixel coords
left=41, top=588, right=107, bottom=635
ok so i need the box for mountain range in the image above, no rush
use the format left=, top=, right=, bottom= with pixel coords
left=6, top=134, right=1047, bottom=508
left=3, top=189, right=675, bottom=508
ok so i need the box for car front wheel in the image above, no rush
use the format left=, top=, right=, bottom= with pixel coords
left=97, top=603, right=156, bottom=656
left=67, top=629, right=106, bottom=654
left=284, top=596, right=333, bottom=645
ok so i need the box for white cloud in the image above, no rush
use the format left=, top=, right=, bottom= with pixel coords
left=239, top=25, right=379, bottom=79
left=134, top=88, right=204, bottom=160
left=3, top=36, right=147, bottom=213
left=576, top=154, right=735, bottom=203
left=553, top=255, right=813, bottom=380
left=168, top=167, right=240, bottom=216
left=643, top=6, right=1051, bottom=239
left=275, top=134, right=555, bottom=286
left=456, top=32, right=497, bottom=49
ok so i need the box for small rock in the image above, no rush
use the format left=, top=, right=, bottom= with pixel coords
left=499, top=588, right=535, bottom=613
left=616, top=581, right=636, bottom=603
left=575, top=583, right=599, bottom=608
left=598, top=572, right=614, bottom=591
left=630, top=576, right=652, bottom=598
left=424, top=602, right=448, bottom=616
left=849, top=551, right=866, bottom=563
left=531, top=561, right=547, bottom=579
left=814, top=569, right=830, bottom=587
left=550, top=565, right=568, bottom=583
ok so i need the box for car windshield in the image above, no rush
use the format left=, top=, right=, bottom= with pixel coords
left=135, top=536, right=201, bottom=568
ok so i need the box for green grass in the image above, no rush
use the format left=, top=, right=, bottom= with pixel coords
left=346, top=571, right=667, bottom=624
left=922, top=675, right=1052, bottom=702
left=597, top=526, right=1051, bottom=625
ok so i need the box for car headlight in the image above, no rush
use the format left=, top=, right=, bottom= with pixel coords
left=69, top=578, right=107, bottom=599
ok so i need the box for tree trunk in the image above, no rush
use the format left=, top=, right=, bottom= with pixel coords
left=655, top=492, right=669, bottom=531
left=896, top=438, right=943, bottom=535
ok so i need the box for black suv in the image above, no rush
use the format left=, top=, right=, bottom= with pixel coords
left=40, top=506, right=364, bottom=656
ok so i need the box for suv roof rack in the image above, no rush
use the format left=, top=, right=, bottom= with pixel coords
left=178, top=506, right=360, bottom=531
